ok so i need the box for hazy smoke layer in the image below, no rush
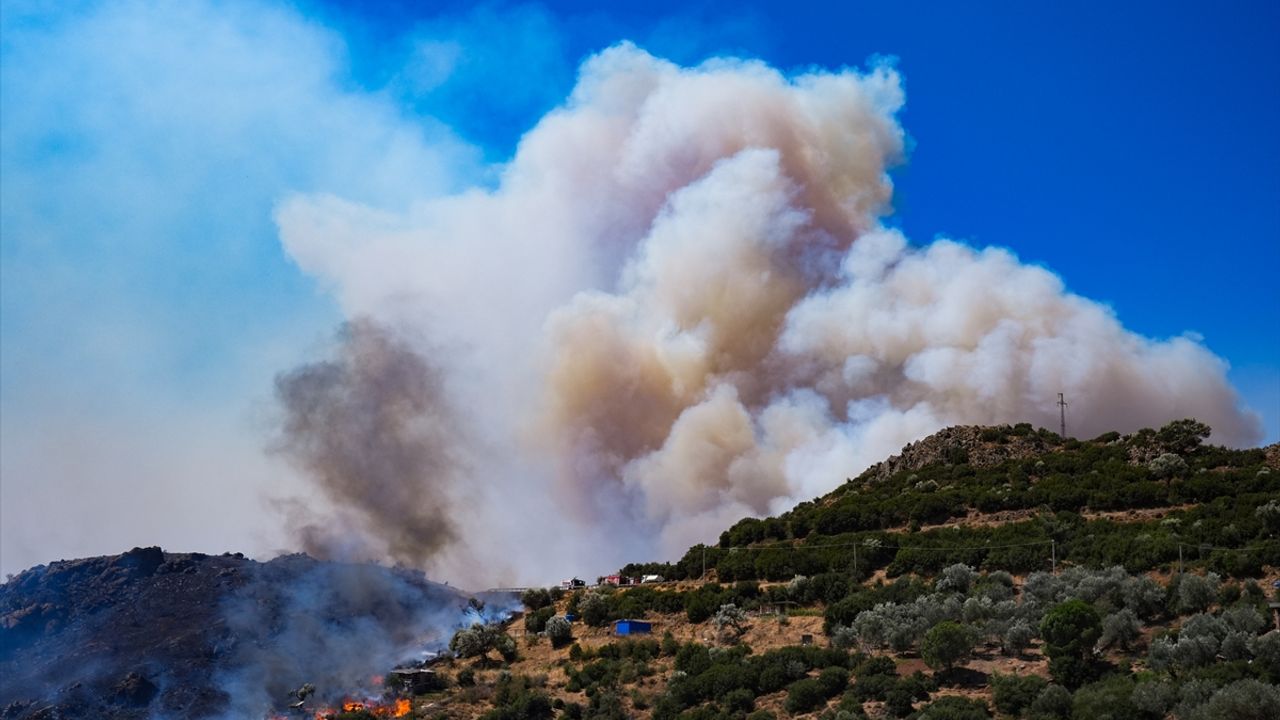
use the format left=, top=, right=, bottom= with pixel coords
left=273, top=320, right=461, bottom=567
left=275, top=45, right=1261, bottom=579
left=215, top=557, right=503, bottom=718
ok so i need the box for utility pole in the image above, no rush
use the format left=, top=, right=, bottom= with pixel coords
left=1051, top=539, right=1056, bottom=574
left=1178, top=544, right=1184, bottom=575
left=701, top=546, right=706, bottom=580
left=1057, top=393, right=1068, bottom=438
left=853, top=544, right=858, bottom=576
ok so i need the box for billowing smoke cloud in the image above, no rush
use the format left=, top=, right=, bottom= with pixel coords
left=274, top=44, right=1262, bottom=579
left=272, top=320, right=462, bottom=568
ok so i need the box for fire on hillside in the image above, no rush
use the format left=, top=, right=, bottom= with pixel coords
left=268, top=696, right=411, bottom=719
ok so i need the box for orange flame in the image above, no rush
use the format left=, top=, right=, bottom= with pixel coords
left=314, top=698, right=411, bottom=718
left=282, top=695, right=410, bottom=719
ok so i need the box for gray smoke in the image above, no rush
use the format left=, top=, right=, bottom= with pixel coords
left=273, top=45, right=1264, bottom=581
left=272, top=319, right=461, bottom=568
left=211, top=556, right=505, bottom=718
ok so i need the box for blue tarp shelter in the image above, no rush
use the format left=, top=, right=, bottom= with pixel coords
left=613, top=619, right=652, bottom=635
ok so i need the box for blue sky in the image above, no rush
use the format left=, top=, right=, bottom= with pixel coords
left=308, top=0, right=1280, bottom=432
left=1, top=0, right=1277, bottom=572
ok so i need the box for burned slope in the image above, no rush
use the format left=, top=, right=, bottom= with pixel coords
left=0, top=548, right=482, bottom=719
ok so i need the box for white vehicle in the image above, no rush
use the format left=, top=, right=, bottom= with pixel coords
left=640, top=574, right=664, bottom=584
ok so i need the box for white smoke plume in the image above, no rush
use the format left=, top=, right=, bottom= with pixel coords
left=274, top=44, right=1262, bottom=582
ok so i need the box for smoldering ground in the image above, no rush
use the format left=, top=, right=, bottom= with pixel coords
left=211, top=555, right=510, bottom=718
left=0, top=549, right=515, bottom=719
left=272, top=44, right=1263, bottom=582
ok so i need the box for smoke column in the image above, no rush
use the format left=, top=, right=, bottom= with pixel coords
left=273, top=44, right=1262, bottom=581
left=272, top=320, right=462, bottom=569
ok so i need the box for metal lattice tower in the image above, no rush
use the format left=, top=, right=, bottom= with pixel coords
left=1057, top=393, right=1068, bottom=438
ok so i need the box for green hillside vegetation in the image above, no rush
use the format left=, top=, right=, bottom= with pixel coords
left=625, top=420, right=1278, bottom=583
left=415, top=420, right=1279, bottom=720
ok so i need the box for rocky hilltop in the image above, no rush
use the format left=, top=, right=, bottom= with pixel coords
left=0, top=548, right=486, bottom=719
left=860, top=424, right=1063, bottom=484
left=861, top=421, right=1280, bottom=485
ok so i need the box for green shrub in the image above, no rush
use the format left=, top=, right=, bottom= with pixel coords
left=722, top=688, right=755, bottom=714
left=522, top=588, right=553, bottom=611
left=685, top=585, right=725, bottom=623
left=1028, top=683, right=1072, bottom=719
left=482, top=674, right=553, bottom=720
left=921, top=621, right=978, bottom=674
left=785, top=678, right=828, bottom=714
left=1130, top=681, right=1176, bottom=720
left=850, top=672, right=895, bottom=702
left=580, top=592, right=610, bottom=627
left=817, top=666, right=851, bottom=696
left=525, top=606, right=555, bottom=634
left=661, top=631, right=679, bottom=656
left=884, top=686, right=915, bottom=717
left=991, top=673, right=1047, bottom=716
left=915, top=696, right=991, bottom=719
left=1070, top=675, right=1136, bottom=720
left=583, top=689, right=627, bottom=720
left=1039, top=600, right=1102, bottom=688
left=1191, top=679, right=1280, bottom=720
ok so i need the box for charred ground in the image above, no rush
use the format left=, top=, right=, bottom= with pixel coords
left=0, top=549, right=479, bottom=719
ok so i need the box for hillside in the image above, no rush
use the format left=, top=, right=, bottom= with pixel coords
left=0, top=549, right=503, bottom=719
left=414, top=420, right=1280, bottom=720
left=626, top=420, right=1280, bottom=584
left=2, top=419, right=1278, bottom=720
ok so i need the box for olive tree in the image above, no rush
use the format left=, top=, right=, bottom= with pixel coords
left=1001, top=619, right=1035, bottom=656
left=1256, top=499, right=1280, bottom=535
left=936, top=564, right=978, bottom=595
left=1251, top=631, right=1280, bottom=682
left=1028, top=684, right=1072, bottom=720
left=1190, top=679, right=1280, bottom=720
left=1121, top=575, right=1166, bottom=620
left=579, top=591, right=610, bottom=627
left=450, top=623, right=518, bottom=664
left=1148, top=453, right=1187, bottom=482
left=714, top=603, right=750, bottom=643
left=1130, top=681, right=1177, bottom=719
left=829, top=624, right=857, bottom=651
left=545, top=616, right=573, bottom=648
left=1175, top=573, right=1220, bottom=615
left=1100, top=608, right=1142, bottom=651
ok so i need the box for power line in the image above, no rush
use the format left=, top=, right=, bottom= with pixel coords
left=718, top=538, right=1055, bottom=553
